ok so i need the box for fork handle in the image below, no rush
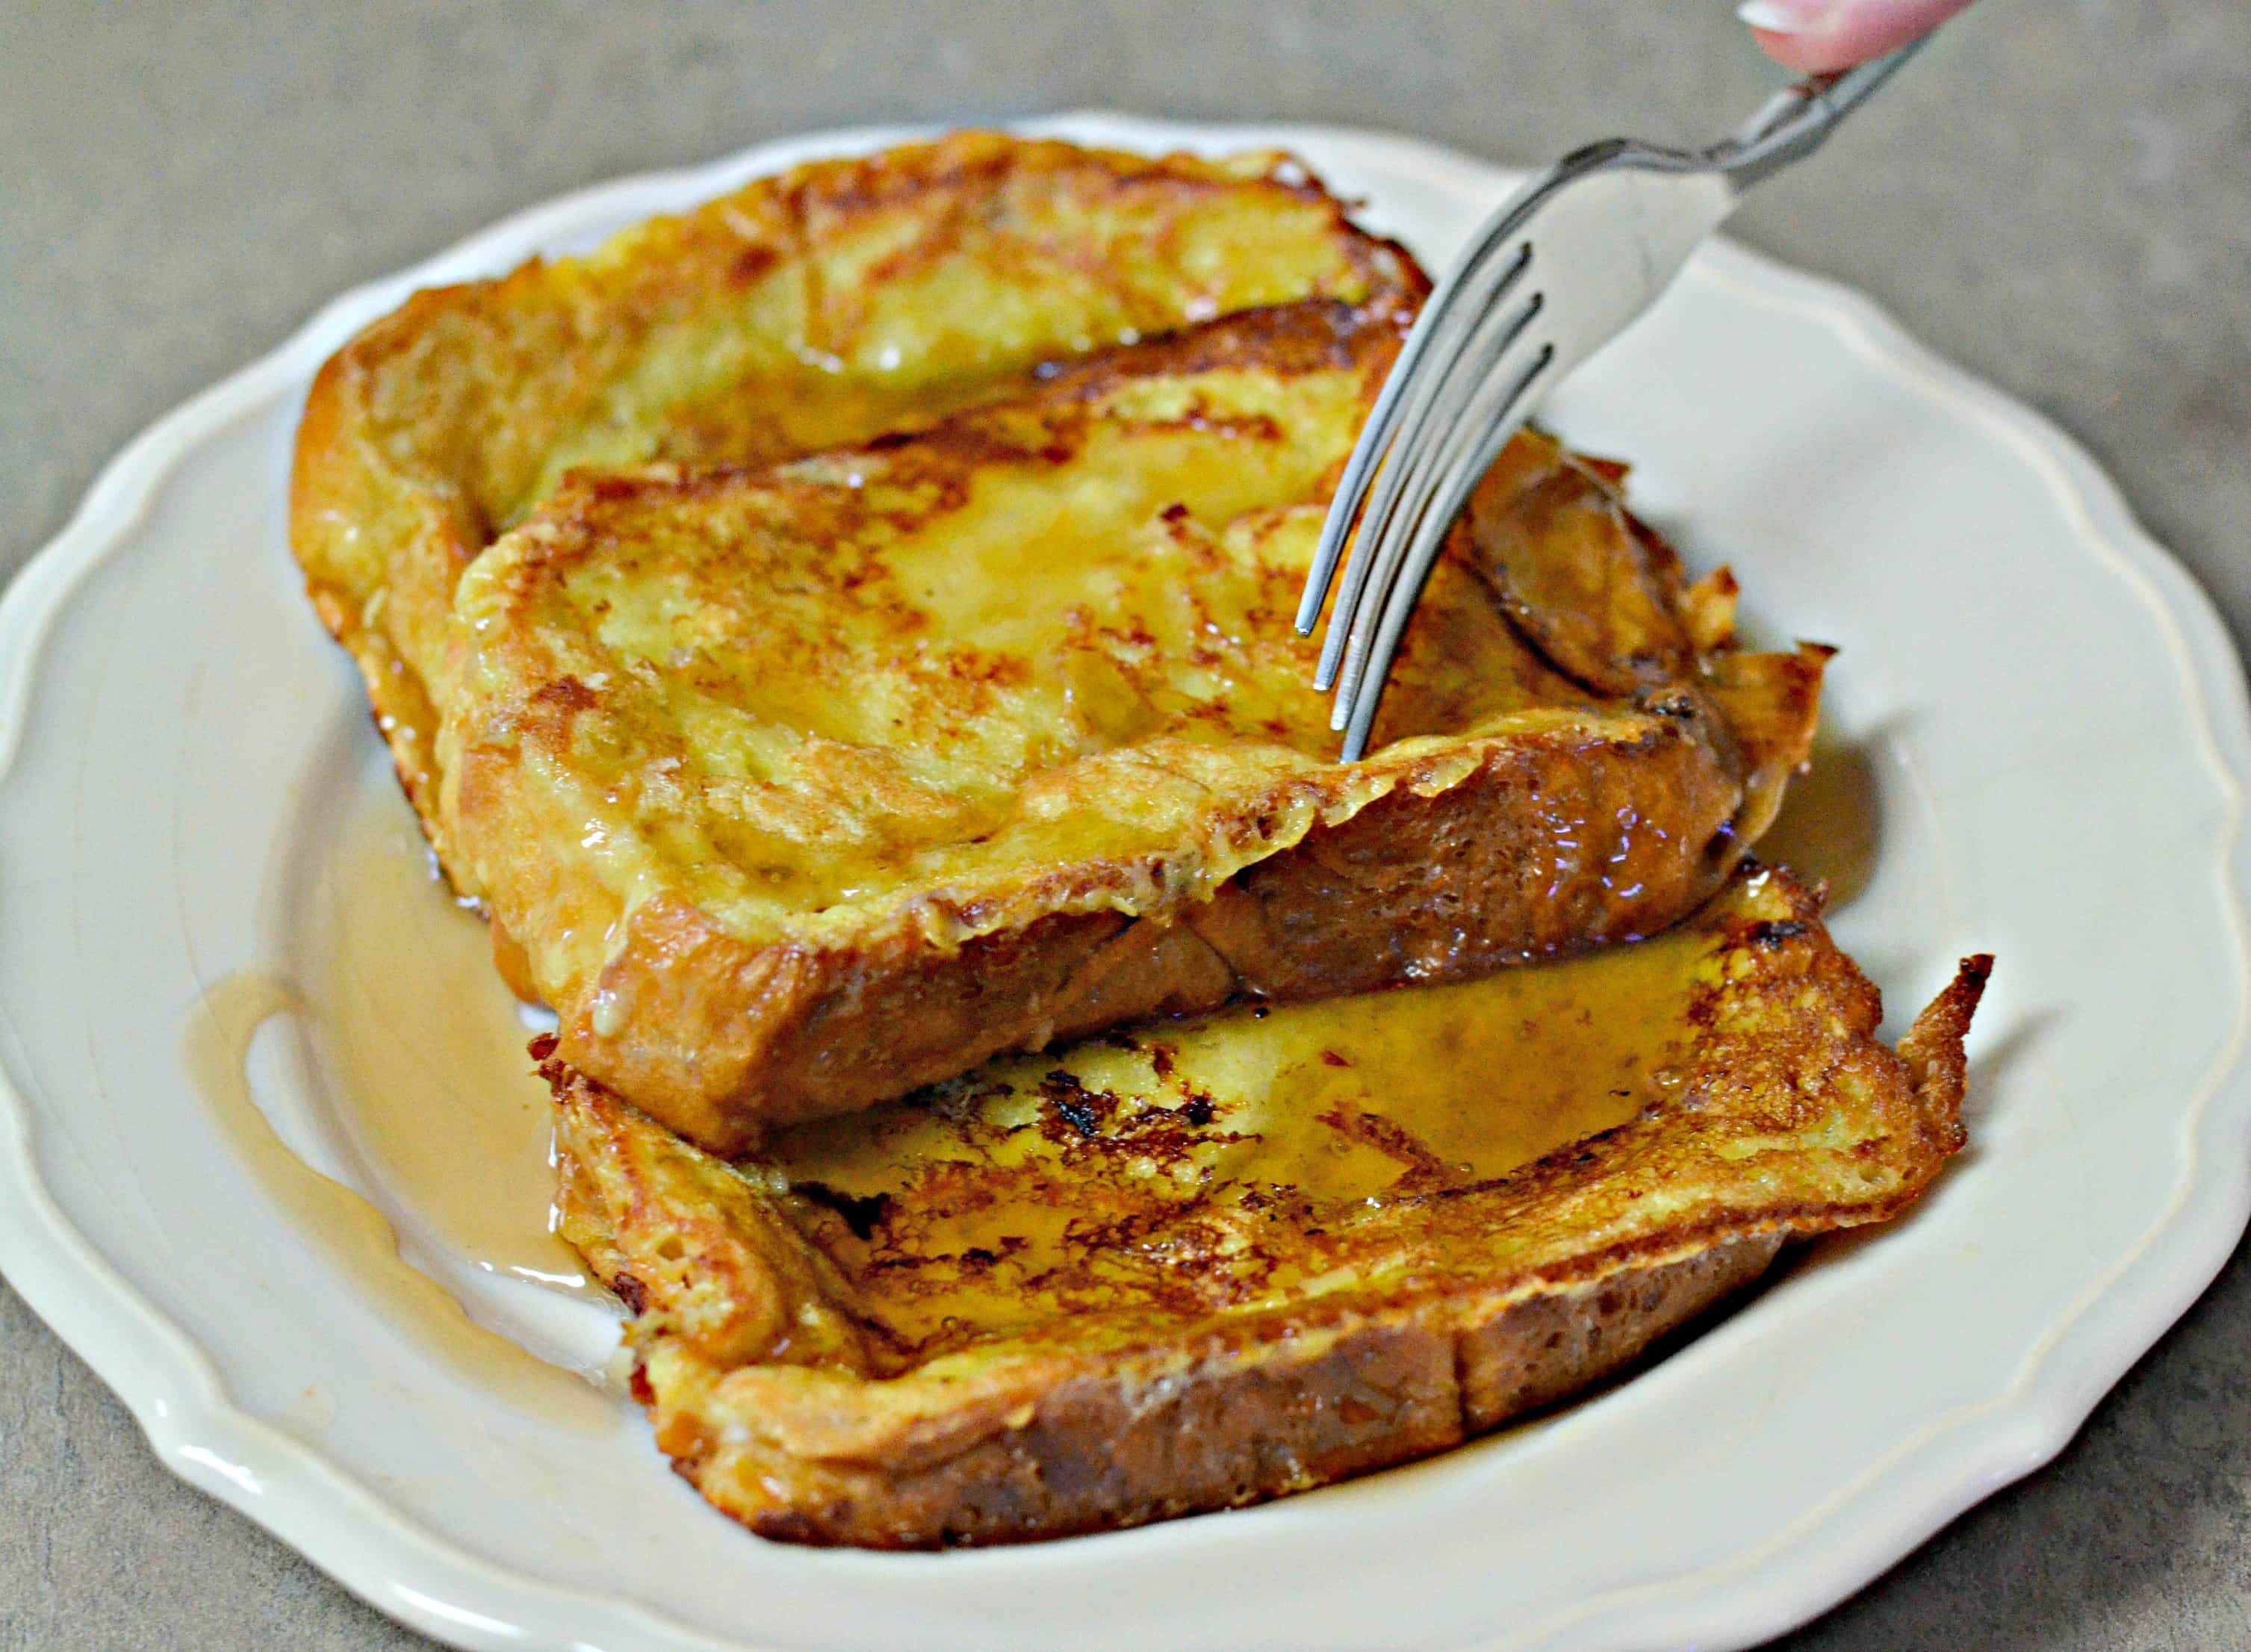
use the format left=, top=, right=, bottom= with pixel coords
left=1716, top=32, right=1933, bottom=190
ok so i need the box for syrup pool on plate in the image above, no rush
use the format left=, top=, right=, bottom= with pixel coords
left=296, top=795, right=590, bottom=1295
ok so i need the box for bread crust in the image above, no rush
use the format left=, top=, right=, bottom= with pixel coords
left=289, top=131, right=1425, bottom=878
left=548, top=715, right=1766, bottom=1151
left=690, top=1238, right=1785, bottom=1549
left=550, top=867, right=1990, bottom=1547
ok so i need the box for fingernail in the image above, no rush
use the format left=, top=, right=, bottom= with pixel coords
left=1736, top=0, right=1829, bottom=31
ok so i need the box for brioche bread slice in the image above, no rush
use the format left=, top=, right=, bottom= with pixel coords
left=550, top=864, right=1988, bottom=1547
left=441, top=298, right=1824, bottom=1149
left=290, top=132, right=1423, bottom=876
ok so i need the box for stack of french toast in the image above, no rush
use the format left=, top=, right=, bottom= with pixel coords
left=291, top=132, right=1987, bottom=1547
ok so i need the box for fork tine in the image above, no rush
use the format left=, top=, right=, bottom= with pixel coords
left=1316, top=279, right=1535, bottom=696
left=1326, top=289, right=1547, bottom=722
left=1311, top=279, right=1521, bottom=693
left=1337, top=341, right=1554, bottom=760
left=1295, top=239, right=1535, bottom=641
left=1309, top=243, right=1535, bottom=686
left=1306, top=34, right=1935, bottom=757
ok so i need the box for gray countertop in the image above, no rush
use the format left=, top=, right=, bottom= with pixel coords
left=4, top=3, right=2248, bottom=1647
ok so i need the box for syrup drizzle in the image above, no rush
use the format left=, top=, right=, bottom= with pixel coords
left=1758, top=735, right=1881, bottom=912
left=299, top=801, right=587, bottom=1295
left=182, top=969, right=611, bottom=1432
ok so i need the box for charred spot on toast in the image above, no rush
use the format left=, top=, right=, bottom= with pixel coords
left=792, top=1182, right=894, bottom=1243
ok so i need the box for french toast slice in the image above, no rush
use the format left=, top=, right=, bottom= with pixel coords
left=290, top=132, right=1423, bottom=874
left=441, top=299, right=1826, bottom=1149
left=550, top=864, right=1990, bottom=1547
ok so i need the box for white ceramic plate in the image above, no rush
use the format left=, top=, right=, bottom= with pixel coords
left=3, top=113, right=2246, bottom=1652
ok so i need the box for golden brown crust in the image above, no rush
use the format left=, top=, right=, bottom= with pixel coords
left=550, top=867, right=1989, bottom=1546
left=447, top=299, right=1826, bottom=1150
left=682, top=1238, right=1783, bottom=1549
left=523, top=718, right=1756, bottom=1152
left=289, top=131, right=1425, bottom=878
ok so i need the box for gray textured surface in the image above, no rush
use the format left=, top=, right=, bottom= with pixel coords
left=1, top=1, right=2247, bottom=1647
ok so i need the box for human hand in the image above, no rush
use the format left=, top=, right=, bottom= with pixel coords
left=1737, top=0, right=1975, bottom=73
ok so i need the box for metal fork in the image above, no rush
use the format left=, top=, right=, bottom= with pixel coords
left=1297, top=37, right=1931, bottom=760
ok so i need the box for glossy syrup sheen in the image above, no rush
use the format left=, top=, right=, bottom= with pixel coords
left=184, top=970, right=610, bottom=1431
left=521, top=355, right=1043, bottom=516
left=302, top=797, right=588, bottom=1293
left=766, top=918, right=1719, bottom=1348
left=1757, top=733, right=1881, bottom=912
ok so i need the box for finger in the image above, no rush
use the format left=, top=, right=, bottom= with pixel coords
left=1736, top=0, right=1971, bottom=74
